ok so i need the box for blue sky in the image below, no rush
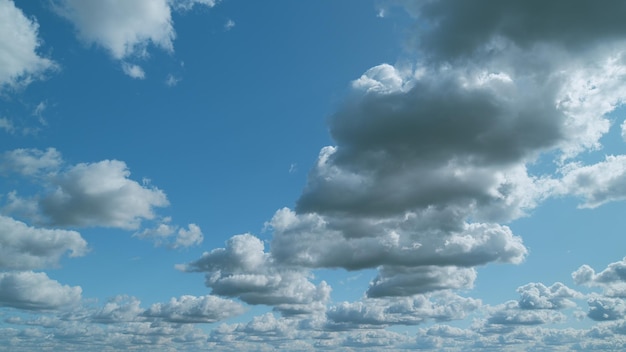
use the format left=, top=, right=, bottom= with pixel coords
left=3, top=0, right=626, bottom=350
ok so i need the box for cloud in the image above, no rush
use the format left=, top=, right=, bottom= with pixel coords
left=587, top=296, right=626, bottom=321
left=0, top=215, right=87, bottom=270
left=269, top=208, right=526, bottom=271
left=0, top=148, right=62, bottom=176
left=53, top=0, right=175, bottom=60
left=121, top=63, right=146, bottom=79
left=557, top=155, right=626, bottom=209
left=165, top=74, right=180, bottom=86
left=0, top=0, right=55, bottom=88
left=173, top=223, right=203, bottom=248
left=404, top=0, right=626, bottom=61
left=0, top=271, right=82, bottom=311
left=172, top=0, right=219, bottom=11
left=143, top=295, right=246, bottom=323
left=366, top=266, right=476, bottom=298
left=327, top=291, right=480, bottom=328
left=134, top=220, right=203, bottom=248
left=486, top=301, right=566, bottom=326
left=224, top=19, right=235, bottom=31
left=180, top=233, right=331, bottom=315
left=90, top=295, right=144, bottom=323
left=37, top=160, right=168, bottom=229
left=0, top=117, right=15, bottom=133
left=573, top=258, right=626, bottom=297
left=517, top=282, right=582, bottom=310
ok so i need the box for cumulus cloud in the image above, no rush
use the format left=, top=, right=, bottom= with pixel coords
left=327, top=291, right=480, bottom=328
left=0, top=215, right=87, bottom=270
left=53, top=0, right=175, bottom=60
left=144, top=295, right=246, bottom=323
left=587, top=296, right=626, bottom=321
left=0, top=271, right=82, bottom=311
left=0, top=148, right=62, bottom=176
left=35, top=160, right=168, bottom=229
left=486, top=301, right=566, bottom=326
left=0, top=0, right=55, bottom=88
left=135, top=219, right=203, bottom=248
left=366, top=266, right=476, bottom=298
left=556, top=155, right=626, bottom=209
left=180, top=233, right=330, bottom=315
left=90, top=295, right=144, bottom=323
left=517, top=282, right=582, bottom=310
left=573, top=258, right=626, bottom=297
left=269, top=207, right=526, bottom=271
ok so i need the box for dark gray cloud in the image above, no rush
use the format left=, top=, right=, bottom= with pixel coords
left=404, top=0, right=626, bottom=61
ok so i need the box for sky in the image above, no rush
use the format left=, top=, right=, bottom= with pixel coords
left=3, top=0, right=626, bottom=351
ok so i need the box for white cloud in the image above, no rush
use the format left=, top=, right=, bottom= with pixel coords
left=517, top=282, right=582, bottom=310
left=556, top=155, right=626, bottom=209
left=327, top=291, right=480, bottom=328
left=39, top=160, right=168, bottom=229
left=180, top=233, right=330, bottom=315
left=174, top=223, right=203, bottom=248
left=0, top=148, right=62, bottom=176
left=0, top=271, right=82, bottom=311
left=172, top=0, right=219, bottom=11
left=573, top=257, right=626, bottom=297
left=587, top=296, right=626, bottom=321
left=0, top=215, right=87, bottom=270
left=0, top=0, right=55, bottom=88
left=134, top=219, right=202, bottom=248
left=54, top=0, right=175, bottom=60
left=486, top=301, right=566, bottom=326
left=121, top=63, right=146, bottom=79
left=143, top=295, right=246, bottom=323
left=91, top=295, right=144, bottom=323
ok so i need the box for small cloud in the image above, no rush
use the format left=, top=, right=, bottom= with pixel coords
left=0, top=117, right=15, bottom=134
left=289, top=163, right=297, bottom=174
left=165, top=74, right=180, bottom=87
left=224, top=19, right=235, bottom=31
left=122, top=63, right=146, bottom=79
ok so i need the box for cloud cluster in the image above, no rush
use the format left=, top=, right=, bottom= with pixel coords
left=1, top=148, right=200, bottom=248
left=180, top=233, right=330, bottom=315
left=327, top=291, right=480, bottom=328
left=0, top=0, right=55, bottom=88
